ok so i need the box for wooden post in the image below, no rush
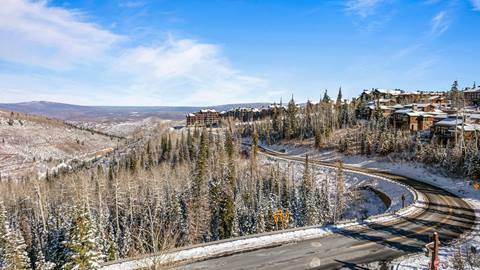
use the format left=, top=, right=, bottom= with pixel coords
left=430, top=232, right=440, bottom=270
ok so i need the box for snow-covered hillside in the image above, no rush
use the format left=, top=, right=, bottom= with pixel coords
left=70, top=116, right=171, bottom=138
left=0, top=109, right=120, bottom=180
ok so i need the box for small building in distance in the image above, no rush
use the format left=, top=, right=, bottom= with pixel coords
left=186, top=109, right=220, bottom=127
left=464, top=86, right=480, bottom=106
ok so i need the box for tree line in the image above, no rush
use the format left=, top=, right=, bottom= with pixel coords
left=0, top=123, right=346, bottom=269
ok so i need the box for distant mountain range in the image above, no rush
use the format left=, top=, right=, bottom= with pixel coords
left=0, top=101, right=271, bottom=121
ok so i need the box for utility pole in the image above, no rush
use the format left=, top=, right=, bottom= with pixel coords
left=425, top=232, right=440, bottom=270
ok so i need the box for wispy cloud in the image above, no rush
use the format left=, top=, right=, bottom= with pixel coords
left=0, top=0, right=270, bottom=106
left=471, top=0, right=480, bottom=11
left=344, top=0, right=395, bottom=32
left=119, top=1, right=146, bottom=9
left=345, top=0, right=386, bottom=18
left=112, top=36, right=269, bottom=105
left=0, top=0, right=122, bottom=70
left=430, top=10, right=451, bottom=37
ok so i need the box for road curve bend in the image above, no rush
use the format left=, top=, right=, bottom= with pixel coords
left=101, top=147, right=476, bottom=270
left=175, top=147, right=475, bottom=269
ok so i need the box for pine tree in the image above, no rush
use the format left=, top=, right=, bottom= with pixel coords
left=62, top=208, right=104, bottom=270
left=302, top=155, right=317, bottom=226
left=36, top=249, right=55, bottom=270
left=0, top=202, right=30, bottom=270
left=336, top=87, right=343, bottom=105
left=209, top=176, right=221, bottom=241
left=318, top=176, right=331, bottom=223
left=218, top=185, right=235, bottom=240
left=322, top=89, right=331, bottom=103
left=334, top=161, right=346, bottom=222
left=190, top=129, right=210, bottom=243
left=285, top=97, right=298, bottom=139
left=5, top=230, right=31, bottom=270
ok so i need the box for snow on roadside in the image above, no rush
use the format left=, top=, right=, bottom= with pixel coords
left=259, top=143, right=415, bottom=215
left=261, top=142, right=480, bottom=269
left=101, top=146, right=423, bottom=270
left=102, top=226, right=331, bottom=270
left=334, top=156, right=480, bottom=269
left=391, top=199, right=480, bottom=269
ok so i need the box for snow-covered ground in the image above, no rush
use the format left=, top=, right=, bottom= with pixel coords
left=265, top=142, right=480, bottom=269
left=0, top=110, right=119, bottom=180
left=71, top=117, right=171, bottom=138
left=259, top=144, right=415, bottom=217
left=102, top=146, right=425, bottom=270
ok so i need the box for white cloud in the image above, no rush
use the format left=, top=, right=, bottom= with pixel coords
left=0, top=0, right=122, bottom=70
left=471, top=0, right=480, bottom=11
left=430, top=11, right=450, bottom=37
left=0, top=0, right=271, bottom=106
left=113, top=37, right=269, bottom=105
left=345, top=0, right=386, bottom=18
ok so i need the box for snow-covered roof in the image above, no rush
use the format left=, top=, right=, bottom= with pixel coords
left=200, top=109, right=217, bottom=113
left=378, top=98, right=392, bottom=102
left=433, top=114, right=448, bottom=119
left=269, top=104, right=286, bottom=109
left=464, top=87, right=480, bottom=93
left=459, top=124, right=480, bottom=131
left=375, top=89, right=403, bottom=95
left=188, top=113, right=196, bottom=117
left=468, top=114, right=480, bottom=120
left=394, top=109, right=412, bottom=114
left=369, top=105, right=391, bottom=110
left=363, top=89, right=372, bottom=95
left=392, top=104, right=404, bottom=109
left=436, top=118, right=463, bottom=126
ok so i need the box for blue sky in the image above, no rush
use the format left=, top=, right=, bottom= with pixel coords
left=0, top=0, right=479, bottom=106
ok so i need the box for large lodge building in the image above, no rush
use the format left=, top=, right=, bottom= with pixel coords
left=186, top=104, right=286, bottom=127
left=186, top=109, right=220, bottom=127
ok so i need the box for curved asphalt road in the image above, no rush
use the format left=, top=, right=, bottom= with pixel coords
left=175, top=147, right=476, bottom=270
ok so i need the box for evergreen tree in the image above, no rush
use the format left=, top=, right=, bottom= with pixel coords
left=209, top=176, right=221, bottom=241
left=36, top=249, right=55, bottom=270
left=318, top=177, right=331, bottom=223
left=301, top=155, right=317, bottom=226
left=322, top=89, right=331, bottom=103
left=0, top=202, right=31, bottom=270
left=336, top=87, right=343, bottom=105
left=190, top=129, right=210, bottom=243
left=280, top=173, right=290, bottom=210
left=62, top=208, right=104, bottom=270
left=218, top=186, right=235, bottom=240
left=4, top=230, right=31, bottom=270
left=334, top=161, right=346, bottom=222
